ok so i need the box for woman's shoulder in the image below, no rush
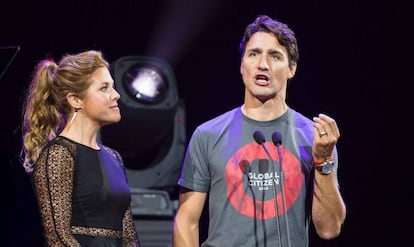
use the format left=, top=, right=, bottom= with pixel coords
left=98, top=143, right=124, bottom=164
left=34, top=136, right=77, bottom=172
left=45, top=136, right=77, bottom=154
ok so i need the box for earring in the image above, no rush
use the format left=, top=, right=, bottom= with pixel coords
left=69, top=108, right=81, bottom=125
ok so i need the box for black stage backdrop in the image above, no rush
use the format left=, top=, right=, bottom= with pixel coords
left=1, top=0, right=404, bottom=246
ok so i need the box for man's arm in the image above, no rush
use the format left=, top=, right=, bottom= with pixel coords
left=312, top=171, right=346, bottom=239
left=173, top=187, right=207, bottom=247
left=311, top=113, right=346, bottom=239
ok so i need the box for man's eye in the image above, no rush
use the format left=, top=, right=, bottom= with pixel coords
left=271, top=54, right=279, bottom=60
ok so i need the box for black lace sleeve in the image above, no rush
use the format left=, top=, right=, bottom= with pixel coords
left=32, top=142, right=80, bottom=246
left=122, top=207, right=141, bottom=247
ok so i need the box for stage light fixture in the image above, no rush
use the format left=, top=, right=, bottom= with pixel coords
left=100, top=56, right=186, bottom=192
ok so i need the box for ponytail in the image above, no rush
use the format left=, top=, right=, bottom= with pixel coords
left=21, top=60, right=61, bottom=172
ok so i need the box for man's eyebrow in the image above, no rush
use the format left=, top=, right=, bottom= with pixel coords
left=268, top=48, right=283, bottom=54
left=246, top=47, right=262, bottom=53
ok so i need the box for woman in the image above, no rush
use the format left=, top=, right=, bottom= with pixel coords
left=20, top=50, right=140, bottom=246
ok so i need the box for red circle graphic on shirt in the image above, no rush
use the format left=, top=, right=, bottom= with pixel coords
left=225, top=141, right=302, bottom=219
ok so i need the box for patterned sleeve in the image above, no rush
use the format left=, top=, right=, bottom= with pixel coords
left=32, top=143, right=80, bottom=246
left=122, top=207, right=140, bottom=247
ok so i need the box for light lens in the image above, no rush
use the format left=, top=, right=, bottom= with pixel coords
left=123, top=66, right=167, bottom=104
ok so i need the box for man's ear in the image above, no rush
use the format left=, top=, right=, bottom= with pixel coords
left=287, top=63, right=297, bottom=79
left=67, top=93, right=82, bottom=109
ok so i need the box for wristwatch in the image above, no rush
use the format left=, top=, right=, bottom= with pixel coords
left=315, top=160, right=334, bottom=175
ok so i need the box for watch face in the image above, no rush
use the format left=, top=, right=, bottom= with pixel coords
left=317, top=160, right=334, bottom=175
left=321, top=164, right=332, bottom=174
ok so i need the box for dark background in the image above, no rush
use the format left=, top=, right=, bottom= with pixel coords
left=1, top=0, right=404, bottom=246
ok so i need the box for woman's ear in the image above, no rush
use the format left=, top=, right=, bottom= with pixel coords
left=67, top=93, right=82, bottom=109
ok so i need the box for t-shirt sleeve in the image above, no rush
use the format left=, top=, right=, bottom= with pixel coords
left=178, top=128, right=211, bottom=192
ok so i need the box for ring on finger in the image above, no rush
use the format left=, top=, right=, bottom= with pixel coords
left=319, top=131, right=328, bottom=137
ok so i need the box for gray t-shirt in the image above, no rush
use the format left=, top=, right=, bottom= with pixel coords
left=178, top=107, right=339, bottom=247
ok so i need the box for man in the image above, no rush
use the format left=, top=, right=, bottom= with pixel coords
left=173, top=15, right=346, bottom=247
